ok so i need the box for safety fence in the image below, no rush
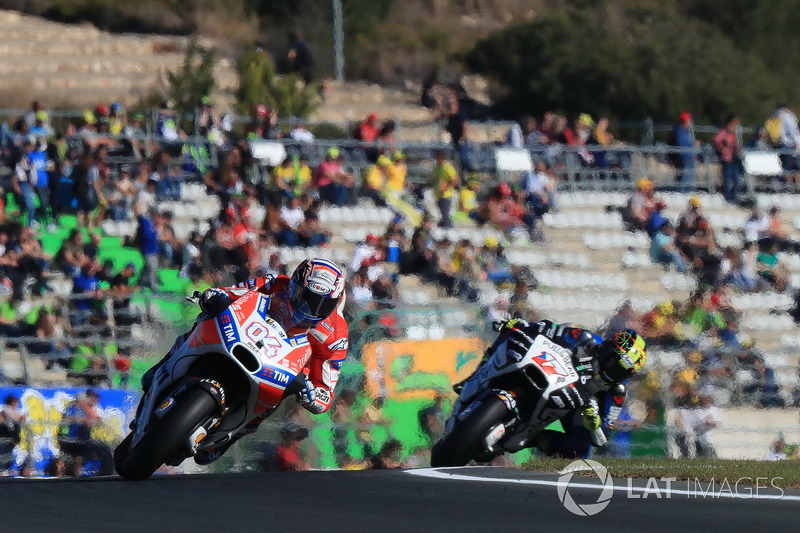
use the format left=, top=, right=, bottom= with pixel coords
left=0, top=106, right=764, bottom=144
left=2, top=106, right=795, bottom=196
left=71, top=134, right=800, bottom=196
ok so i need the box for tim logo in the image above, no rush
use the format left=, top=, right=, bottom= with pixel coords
left=222, top=323, right=237, bottom=343
left=261, top=367, right=290, bottom=385
left=533, top=351, right=569, bottom=377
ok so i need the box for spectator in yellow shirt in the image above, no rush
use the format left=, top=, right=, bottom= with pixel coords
left=289, top=156, right=313, bottom=197
left=458, top=173, right=481, bottom=220
left=362, top=155, right=391, bottom=205
left=272, top=157, right=295, bottom=196
left=432, top=149, right=459, bottom=228
left=382, top=150, right=423, bottom=226
left=385, top=150, right=407, bottom=194
left=272, top=155, right=312, bottom=200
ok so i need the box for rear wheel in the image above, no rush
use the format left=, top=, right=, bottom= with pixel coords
left=114, top=386, right=218, bottom=480
left=430, top=395, right=512, bottom=467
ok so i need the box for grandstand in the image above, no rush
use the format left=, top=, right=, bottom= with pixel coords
left=6, top=177, right=799, bottom=380
left=1, top=93, right=800, bottom=468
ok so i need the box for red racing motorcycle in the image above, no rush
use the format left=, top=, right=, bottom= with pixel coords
left=114, top=290, right=311, bottom=480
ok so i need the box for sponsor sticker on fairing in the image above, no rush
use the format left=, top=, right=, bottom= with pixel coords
left=530, top=336, right=578, bottom=383
left=258, top=365, right=292, bottom=387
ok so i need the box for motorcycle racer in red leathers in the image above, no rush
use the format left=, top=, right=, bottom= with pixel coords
left=141, top=258, right=348, bottom=465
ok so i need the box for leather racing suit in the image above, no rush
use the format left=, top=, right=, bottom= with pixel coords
left=209, top=274, right=349, bottom=415
left=147, top=274, right=348, bottom=416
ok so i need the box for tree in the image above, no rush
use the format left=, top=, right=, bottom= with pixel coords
left=464, top=2, right=781, bottom=125
left=235, top=46, right=320, bottom=118
left=245, top=0, right=396, bottom=80
left=166, top=40, right=218, bottom=113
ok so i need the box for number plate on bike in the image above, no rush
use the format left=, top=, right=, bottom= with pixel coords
left=528, top=336, right=578, bottom=386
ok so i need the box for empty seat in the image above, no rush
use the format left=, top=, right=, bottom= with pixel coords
left=326, top=208, right=342, bottom=223
left=407, top=326, right=428, bottom=340
left=428, top=325, right=446, bottom=340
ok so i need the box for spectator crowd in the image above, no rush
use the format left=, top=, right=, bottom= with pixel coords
left=2, top=89, right=800, bottom=473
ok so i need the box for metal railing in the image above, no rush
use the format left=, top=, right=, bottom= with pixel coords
left=1, top=115, right=798, bottom=232
left=0, top=105, right=776, bottom=144
left=246, top=137, right=798, bottom=195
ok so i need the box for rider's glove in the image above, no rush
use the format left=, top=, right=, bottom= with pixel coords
left=493, top=318, right=527, bottom=332
left=199, top=289, right=229, bottom=316
left=582, top=403, right=602, bottom=432
left=298, top=374, right=316, bottom=407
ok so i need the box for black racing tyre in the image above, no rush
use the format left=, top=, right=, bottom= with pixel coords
left=114, top=386, right=218, bottom=481
left=430, top=395, right=512, bottom=467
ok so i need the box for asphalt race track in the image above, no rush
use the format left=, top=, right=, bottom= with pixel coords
left=2, top=467, right=799, bottom=532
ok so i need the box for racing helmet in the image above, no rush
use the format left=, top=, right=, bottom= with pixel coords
left=593, top=329, right=647, bottom=388
left=288, top=258, right=345, bottom=327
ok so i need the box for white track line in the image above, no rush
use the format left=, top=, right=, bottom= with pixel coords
left=405, top=467, right=800, bottom=502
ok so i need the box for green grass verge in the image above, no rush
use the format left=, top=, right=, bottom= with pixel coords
left=523, top=457, right=800, bottom=489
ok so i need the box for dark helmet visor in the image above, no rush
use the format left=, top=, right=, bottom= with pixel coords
left=290, top=281, right=339, bottom=324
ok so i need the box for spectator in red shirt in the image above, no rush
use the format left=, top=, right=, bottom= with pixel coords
left=714, top=114, right=743, bottom=205
left=538, top=111, right=556, bottom=143
left=354, top=113, right=380, bottom=143
left=563, top=114, right=595, bottom=166
left=476, top=182, right=514, bottom=229
left=313, top=147, right=354, bottom=206
left=273, top=425, right=311, bottom=471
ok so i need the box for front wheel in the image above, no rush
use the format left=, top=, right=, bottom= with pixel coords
left=114, top=386, right=218, bottom=480
left=430, top=395, right=513, bottom=467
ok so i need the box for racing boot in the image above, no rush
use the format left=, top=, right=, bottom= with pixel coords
left=142, top=290, right=228, bottom=392
left=194, top=417, right=265, bottom=466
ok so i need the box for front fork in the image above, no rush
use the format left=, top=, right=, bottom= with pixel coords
left=483, top=389, right=519, bottom=453
left=450, top=388, right=520, bottom=456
